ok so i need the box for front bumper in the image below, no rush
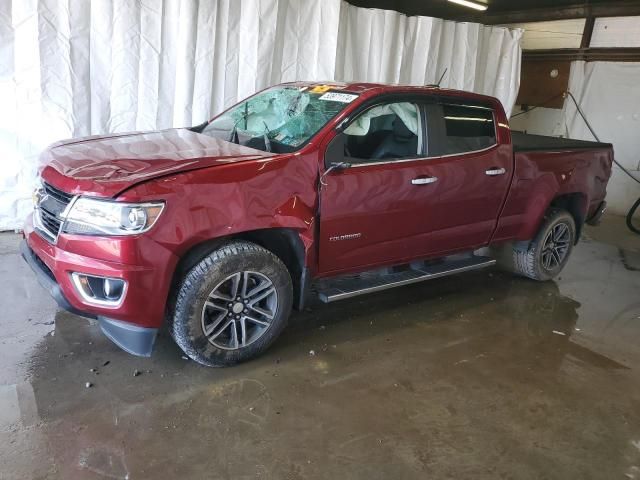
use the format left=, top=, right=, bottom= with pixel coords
left=21, top=215, right=177, bottom=357
left=21, top=240, right=158, bottom=356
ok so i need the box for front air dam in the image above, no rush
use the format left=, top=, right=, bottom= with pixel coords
left=97, top=316, right=158, bottom=357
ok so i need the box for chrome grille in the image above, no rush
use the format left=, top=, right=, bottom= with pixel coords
left=43, top=182, right=73, bottom=204
left=34, top=182, right=74, bottom=243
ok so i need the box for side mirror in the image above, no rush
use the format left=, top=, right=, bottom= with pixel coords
left=320, top=160, right=351, bottom=187
left=329, top=161, right=351, bottom=171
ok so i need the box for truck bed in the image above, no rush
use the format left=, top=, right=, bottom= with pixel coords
left=511, top=131, right=612, bottom=152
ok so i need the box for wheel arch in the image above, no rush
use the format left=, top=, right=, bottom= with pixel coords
left=168, top=228, right=309, bottom=313
left=549, top=192, right=587, bottom=243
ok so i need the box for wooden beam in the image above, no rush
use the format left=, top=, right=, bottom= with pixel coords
left=523, top=48, right=640, bottom=62
left=580, top=16, right=595, bottom=49
left=478, top=1, right=640, bottom=25
left=346, top=1, right=640, bottom=24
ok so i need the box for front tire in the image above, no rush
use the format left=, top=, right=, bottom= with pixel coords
left=512, top=209, right=576, bottom=281
left=169, top=241, right=293, bottom=367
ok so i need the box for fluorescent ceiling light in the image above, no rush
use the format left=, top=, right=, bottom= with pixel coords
left=447, top=0, right=488, bottom=11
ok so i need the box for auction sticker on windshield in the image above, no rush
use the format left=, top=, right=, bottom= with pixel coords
left=319, top=92, right=358, bottom=103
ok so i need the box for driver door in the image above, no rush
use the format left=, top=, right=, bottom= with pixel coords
left=318, top=99, right=440, bottom=275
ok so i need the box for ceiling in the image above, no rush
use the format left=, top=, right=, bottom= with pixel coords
left=344, top=0, right=640, bottom=24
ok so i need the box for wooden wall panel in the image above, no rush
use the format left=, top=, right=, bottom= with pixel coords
left=516, top=59, right=571, bottom=108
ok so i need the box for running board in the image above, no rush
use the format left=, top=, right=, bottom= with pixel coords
left=317, top=256, right=496, bottom=303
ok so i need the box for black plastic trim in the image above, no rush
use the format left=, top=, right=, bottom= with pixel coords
left=296, top=266, right=311, bottom=311
left=98, top=317, right=158, bottom=358
left=20, top=240, right=94, bottom=319
left=586, top=201, right=607, bottom=226
left=511, top=131, right=612, bottom=152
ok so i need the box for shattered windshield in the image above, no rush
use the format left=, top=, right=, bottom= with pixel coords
left=201, top=86, right=358, bottom=153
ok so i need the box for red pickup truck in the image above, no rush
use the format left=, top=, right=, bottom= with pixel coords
left=22, top=82, right=612, bottom=366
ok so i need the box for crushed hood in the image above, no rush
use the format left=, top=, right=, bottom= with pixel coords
left=40, top=128, right=275, bottom=197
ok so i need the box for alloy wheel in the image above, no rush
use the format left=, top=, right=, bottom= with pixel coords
left=541, top=222, right=571, bottom=271
left=201, top=271, right=278, bottom=350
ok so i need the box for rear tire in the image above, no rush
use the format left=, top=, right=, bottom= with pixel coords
left=512, top=209, right=576, bottom=281
left=169, top=241, right=293, bottom=367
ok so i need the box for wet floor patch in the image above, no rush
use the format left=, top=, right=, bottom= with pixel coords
left=1, top=232, right=639, bottom=479
left=0, top=234, right=57, bottom=386
left=620, top=248, right=640, bottom=271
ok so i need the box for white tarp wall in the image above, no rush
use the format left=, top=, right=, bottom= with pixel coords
left=510, top=61, right=640, bottom=216
left=561, top=62, right=640, bottom=216
left=0, top=0, right=522, bottom=230
left=336, top=4, right=522, bottom=109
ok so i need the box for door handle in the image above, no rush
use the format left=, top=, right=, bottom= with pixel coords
left=411, top=177, right=438, bottom=185
left=485, top=167, right=506, bottom=176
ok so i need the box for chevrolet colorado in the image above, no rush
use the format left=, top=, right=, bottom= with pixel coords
left=22, top=82, right=613, bottom=366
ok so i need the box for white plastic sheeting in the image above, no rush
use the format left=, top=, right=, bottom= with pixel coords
left=336, top=3, right=522, bottom=110
left=561, top=62, right=640, bottom=216
left=0, top=0, right=522, bottom=230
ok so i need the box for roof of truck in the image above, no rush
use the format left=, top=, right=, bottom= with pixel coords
left=280, top=81, right=501, bottom=104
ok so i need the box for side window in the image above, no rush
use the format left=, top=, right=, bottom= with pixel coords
left=342, top=102, right=422, bottom=163
left=438, top=104, right=496, bottom=155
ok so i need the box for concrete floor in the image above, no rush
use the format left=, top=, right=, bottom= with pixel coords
left=1, top=215, right=639, bottom=479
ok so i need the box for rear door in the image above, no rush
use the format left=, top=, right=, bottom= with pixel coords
left=421, top=100, right=512, bottom=255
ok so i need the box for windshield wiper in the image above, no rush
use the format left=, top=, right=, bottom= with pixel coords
left=228, top=122, right=240, bottom=144
left=189, top=120, right=209, bottom=133
left=228, top=105, right=250, bottom=144
left=263, top=121, right=272, bottom=153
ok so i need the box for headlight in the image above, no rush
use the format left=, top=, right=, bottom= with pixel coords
left=63, top=197, right=165, bottom=236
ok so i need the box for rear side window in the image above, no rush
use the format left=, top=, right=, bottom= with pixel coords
left=439, top=104, right=496, bottom=155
